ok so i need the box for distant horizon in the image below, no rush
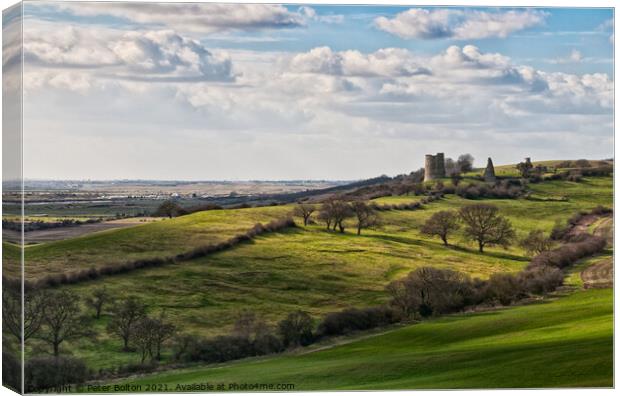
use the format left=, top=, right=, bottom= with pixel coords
left=8, top=155, right=612, bottom=184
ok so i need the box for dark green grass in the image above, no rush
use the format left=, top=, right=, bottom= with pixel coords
left=95, top=288, right=612, bottom=390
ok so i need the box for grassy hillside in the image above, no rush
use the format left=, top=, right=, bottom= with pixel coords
left=19, top=176, right=608, bottom=371
left=99, top=287, right=612, bottom=390
left=8, top=206, right=291, bottom=280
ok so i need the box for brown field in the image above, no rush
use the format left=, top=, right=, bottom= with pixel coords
left=582, top=257, right=613, bottom=289
left=2, top=218, right=164, bottom=244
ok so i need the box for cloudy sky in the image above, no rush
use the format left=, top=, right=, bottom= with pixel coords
left=14, top=2, right=615, bottom=180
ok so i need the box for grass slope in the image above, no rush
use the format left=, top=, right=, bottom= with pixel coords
left=21, top=177, right=611, bottom=370
left=103, top=288, right=612, bottom=390
left=8, top=206, right=290, bottom=280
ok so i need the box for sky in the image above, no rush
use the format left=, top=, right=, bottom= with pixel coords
left=8, top=2, right=615, bottom=180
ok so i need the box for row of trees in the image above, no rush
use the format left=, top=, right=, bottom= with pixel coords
left=421, top=203, right=558, bottom=255
left=294, top=199, right=380, bottom=235
left=296, top=200, right=535, bottom=254
left=2, top=287, right=174, bottom=363
left=420, top=204, right=515, bottom=252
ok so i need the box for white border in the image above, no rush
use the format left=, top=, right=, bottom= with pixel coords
left=0, top=1, right=616, bottom=396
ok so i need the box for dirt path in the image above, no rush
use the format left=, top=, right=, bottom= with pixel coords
left=581, top=257, right=613, bottom=289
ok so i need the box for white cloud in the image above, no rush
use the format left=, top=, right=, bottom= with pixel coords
left=288, top=47, right=430, bottom=77
left=21, top=21, right=613, bottom=179
left=47, top=3, right=317, bottom=34
left=23, top=22, right=235, bottom=87
left=546, top=48, right=582, bottom=64
left=375, top=8, right=547, bottom=40
left=299, top=6, right=344, bottom=24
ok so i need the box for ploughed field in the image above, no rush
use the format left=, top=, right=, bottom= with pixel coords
left=8, top=172, right=613, bottom=386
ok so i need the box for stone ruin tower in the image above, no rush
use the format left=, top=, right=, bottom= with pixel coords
left=424, top=153, right=445, bottom=182
left=484, top=157, right=496, bottom=183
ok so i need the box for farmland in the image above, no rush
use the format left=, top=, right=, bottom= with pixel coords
left=3, top=165, right=613, bottom=390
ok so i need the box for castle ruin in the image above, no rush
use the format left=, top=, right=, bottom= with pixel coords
left=424, top=153, right=445, bottom=182
left=484, top=157, right=496, bottom=183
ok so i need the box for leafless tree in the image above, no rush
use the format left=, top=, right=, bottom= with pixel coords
left=457, top=154, right=475, bottom=173
left=107, top=296, right=146, bottom=351
left=277, top=311, right=314, bottom=348
left=2, top=288, right=45, bottom=343
left=131, top=313, right=175, bottom=362
left=331, top=200, right=353, bottom=233
left=292, top=204, right=316, bottom=226
left=385, top=280, right=419, bottom=318
left=421, top=210, right=460, bottom=246
left=351, top=201, right=379, bottom=235
left=38, top=290, right=91, bottom=356
left=459, top=204, right=515, bottom=253
left=519, top=229, right=553, bottom=256
left=318, top=199, right=336, bottom=230
left=85, top=286, right=113, bottom=319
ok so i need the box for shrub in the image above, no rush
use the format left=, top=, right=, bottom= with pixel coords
left=528, top=234, right=606, bottom=270
left=278, top=311, right=314, bottom=348
left=519, top=230, right=553, bottom=256
left=317, top=306, right=400, bottom=337
left=388, top=267, right=477, bottom=317
left=485, top=273, right=524, bottom=305
left=575, top=159, right=591, bottom=168
left=2, top=350, right=21, bottom=392
left=518, top=266, right=564, bottom=295
left=25, top=356, right=90, bottom=393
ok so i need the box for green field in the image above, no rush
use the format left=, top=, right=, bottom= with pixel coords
left=8, top=173, right=613, bottom=388
left=97, top=287, right=613, bottom=390
left=4, top=205, right=290, bottom=280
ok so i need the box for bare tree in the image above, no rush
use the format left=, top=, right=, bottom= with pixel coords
left=151, top=314, right=175, bottom=361
left=519, top=230, right=553, bottom=256
left=130, top=317, right=156, bottom=363
left=451, top=172, right=462, bottom=186
left=38, top=290, right=91, bottom=356
left=292, top=203, right=316, bottom=226
left=277, top=311, right=314, bottom=348
left=516, top=161, right=533, bottom=178
left=2, top=288, right=45, bottom=343
left=457, top=154, right=475, bottom=173
left=318, top=199, right=336, bottom=230
left=421, top=210, right=460, bottom=246
left=385, top=280, right=418, bottom=318
left=130, top=313, right=176, bottom=362
left=107, top=296, right=146, bottom=351
left=351, top=201, right=379, bottom=235
left=154, top=200, right=184, bottom=218
left=459, top=204, right=515, bottom=253
left=444, top=157, right=458, bottom=176
left=331, top=200, right=353, bottom=233
left=85, top=286, right=113, bottom=319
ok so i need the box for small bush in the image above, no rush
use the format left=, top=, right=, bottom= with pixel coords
left=485, top=273, right=524, bottom=305
left=25, top=356, right=90, bottom=393
left=518, top=266, right=564, bottom=295
left=528, top=234, right=606, bottom=270
left=317, top=306, right=400, bottom=337
left=2, top=350, right=21, bottom=392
